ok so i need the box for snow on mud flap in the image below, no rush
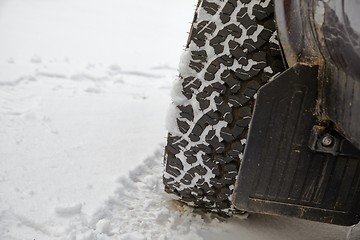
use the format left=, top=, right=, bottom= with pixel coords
left=163, top=0, right=285, bottom=215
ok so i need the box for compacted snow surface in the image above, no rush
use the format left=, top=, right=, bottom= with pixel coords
left=0, top=0, right=355, bottom=239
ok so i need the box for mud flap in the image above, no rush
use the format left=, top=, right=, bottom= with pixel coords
left=232, top=63, right=360, bottom=226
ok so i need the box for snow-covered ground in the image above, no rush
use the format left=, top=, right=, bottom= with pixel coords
left=0, top=0, right=356, bottom=239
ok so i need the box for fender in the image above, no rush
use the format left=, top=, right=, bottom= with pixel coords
left=275, top=0, right=360, bottom=148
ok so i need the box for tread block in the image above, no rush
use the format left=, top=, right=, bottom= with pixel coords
left=202, top=0, right=220, bottom=15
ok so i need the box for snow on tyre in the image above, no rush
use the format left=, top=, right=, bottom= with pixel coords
left=164, top=0, right=285, bottom=215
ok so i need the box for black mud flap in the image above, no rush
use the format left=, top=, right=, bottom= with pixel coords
left=232, top=63, right=360, bottom=226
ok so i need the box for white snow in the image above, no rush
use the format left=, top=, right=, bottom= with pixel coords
left=0, top=0, right=356, bottom=239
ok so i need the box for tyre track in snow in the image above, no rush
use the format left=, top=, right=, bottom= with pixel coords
left=67, top=150, right=207, bottom=240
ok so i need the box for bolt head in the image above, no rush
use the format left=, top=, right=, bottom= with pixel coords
left=321, top=135, right=334, bottom=147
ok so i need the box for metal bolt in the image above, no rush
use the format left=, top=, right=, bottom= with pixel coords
left=321, top=135, right=334, bottom=147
